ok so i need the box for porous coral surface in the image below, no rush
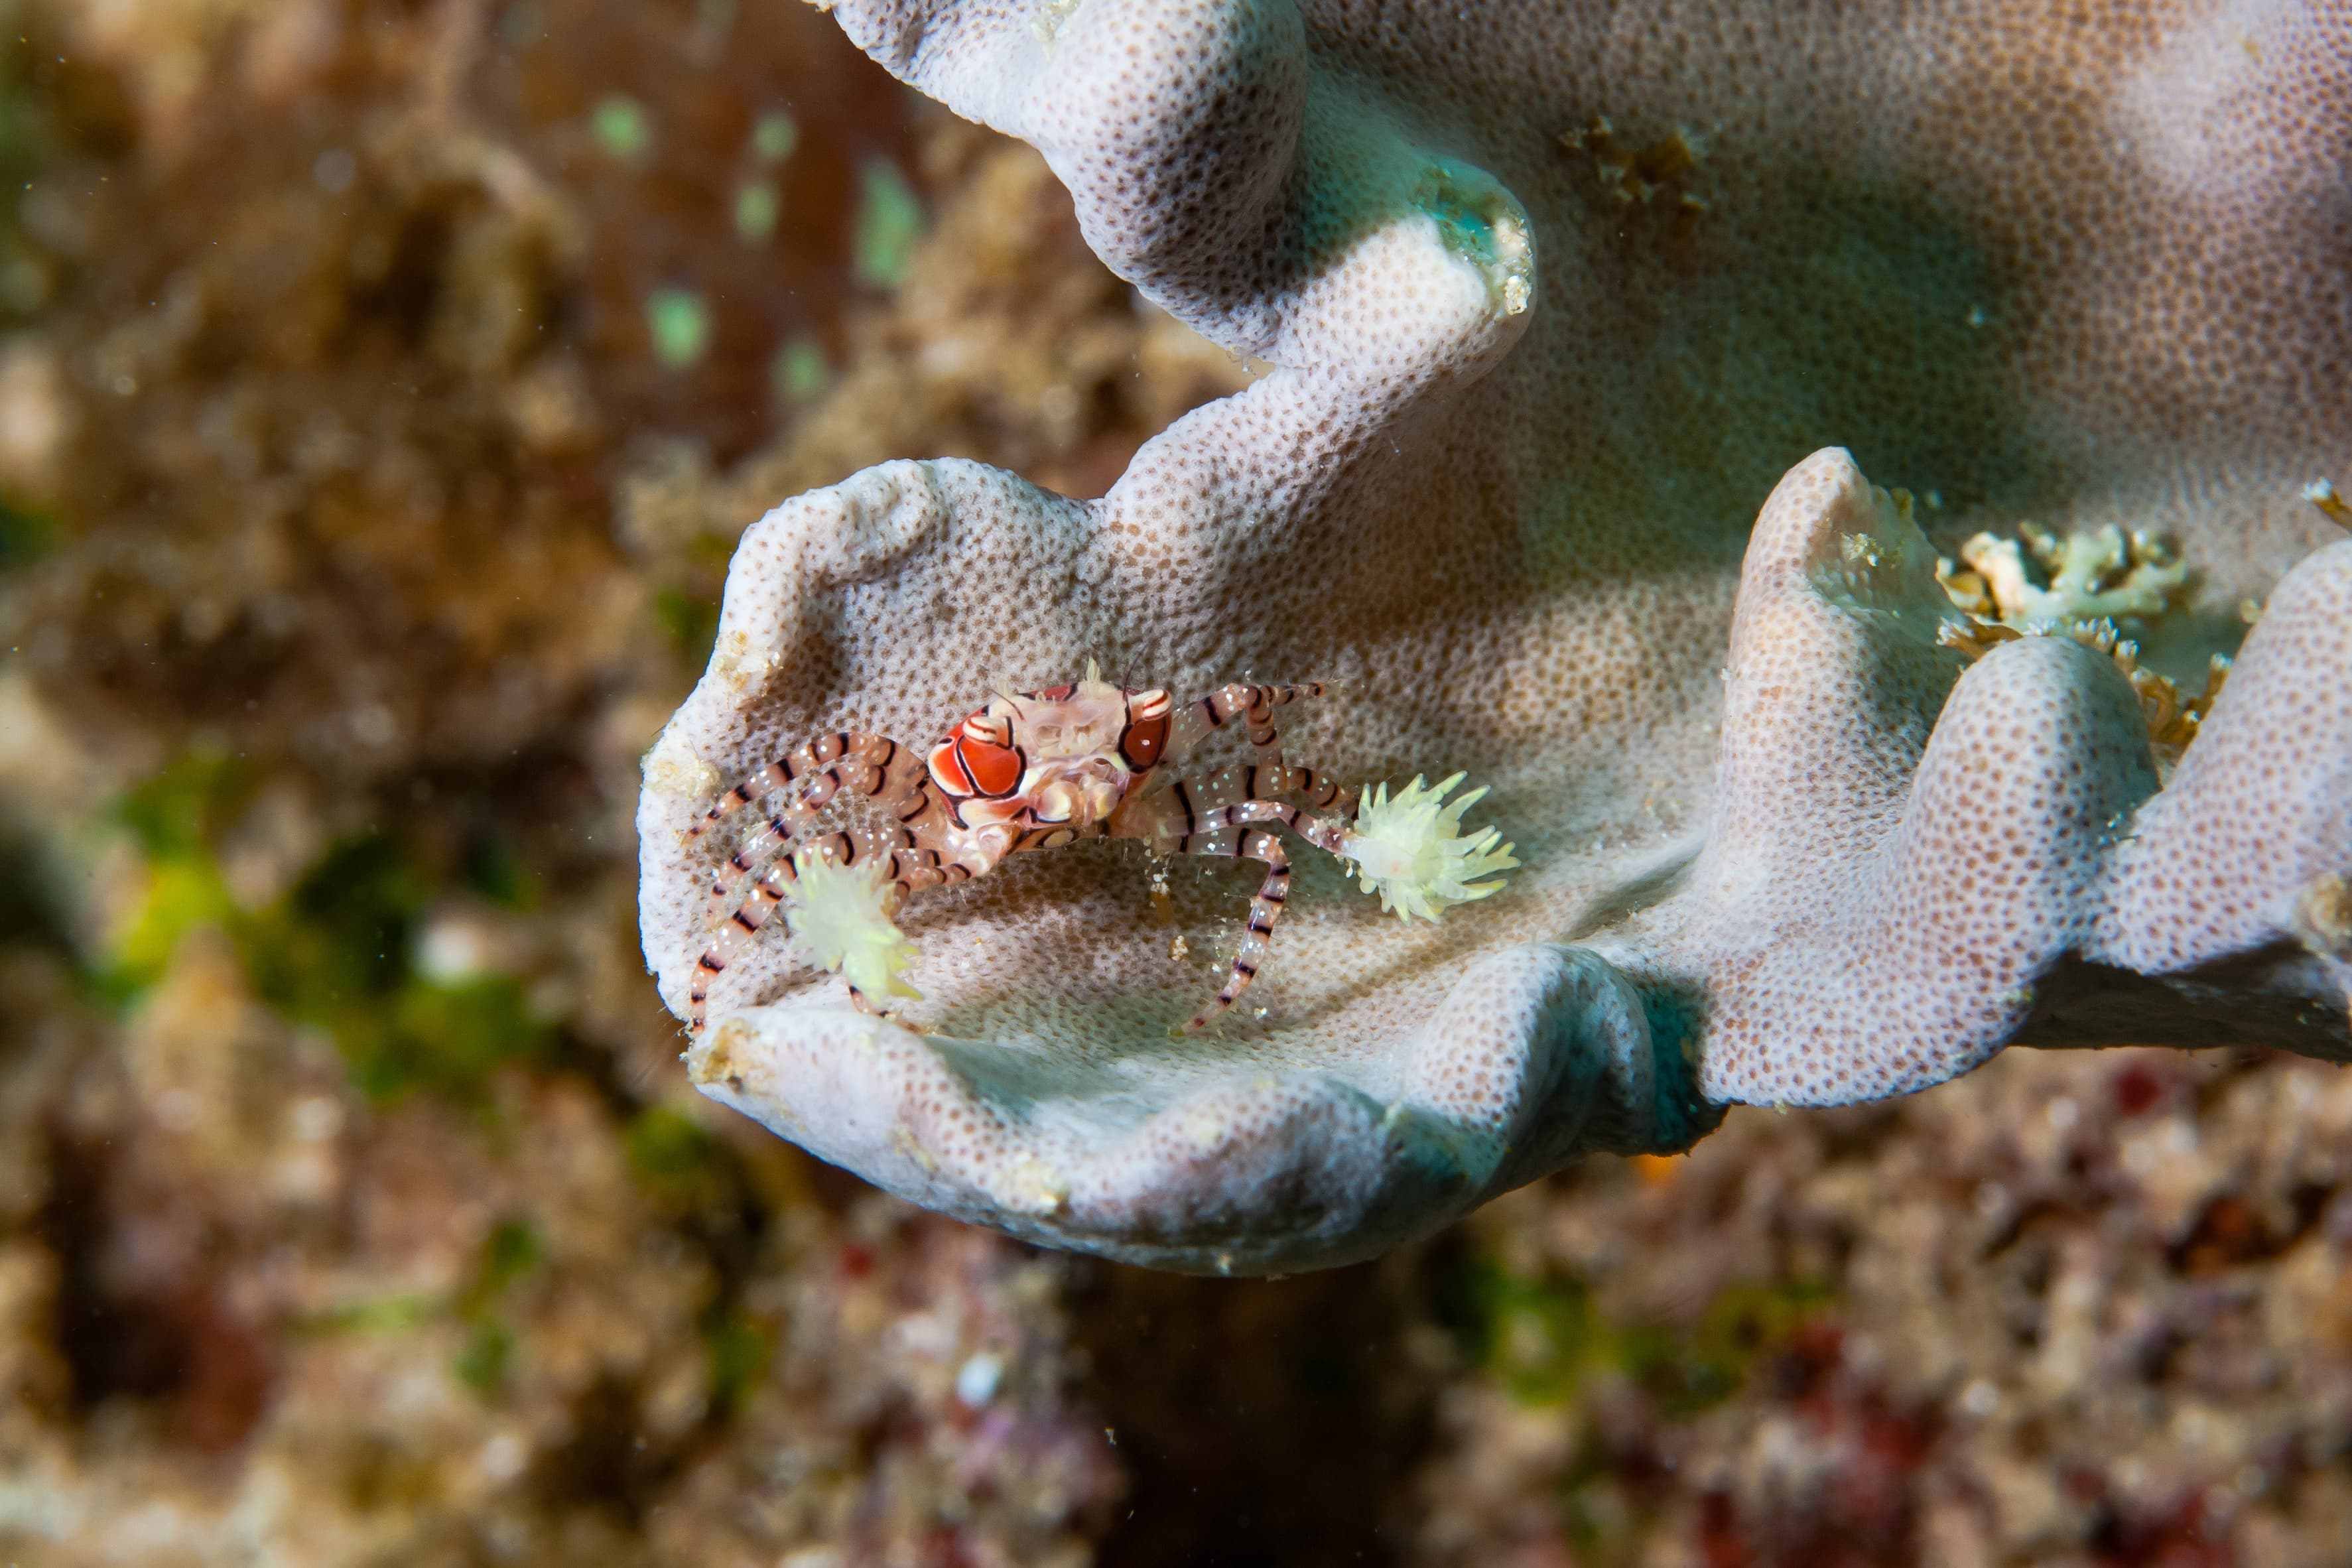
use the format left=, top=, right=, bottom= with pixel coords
left=640, top=0, right=2352, bottom=1271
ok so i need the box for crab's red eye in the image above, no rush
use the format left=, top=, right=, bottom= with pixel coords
left=1119, top=712, right=1170, bottom=771
left=954, top=734, right=1024, bottom=797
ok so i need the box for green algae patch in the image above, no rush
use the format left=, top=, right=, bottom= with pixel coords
left=97, top=751, right=251, bottom=1004
left=461, top=828, right=540, bottom=912
left=115, top=748, right=245, bottom=861
left=1443, top=1256, right=1835, bottom=1415
left=653, top=584, right=722, bottom=664
left=462, top=1217, right=544, bottom=1319
left=625, top=1101, right=724, bottom=1208
left=243, top=834, right=554, bottom=1104
left=592, top=94, right=653, bottom=166
left=734, top=180, right=780, bottom=242
left=0, top=497, right=56, bottom=570
left=751, top=110, right=797, bottom=164
left=239, top=832, right=549, bottom=1105
left=99, top=757, right=554, bottom=1106
left=704, top=1311, right=774, bottom=1419
left=293, top=1294, right=440, bottom=1337
left=647, top=287, right=712, bottom=368
left=454, top=1322, right=517, bottom=1394
left=104, top=856, right=238, bottom=1004
left=291, top=1218, right=543, bottom=1394
left=455, top=1217, right=544, bottom=1395
left=776, top=335, right=829, bottom=403
left=367, top=973, right=551, bottom=1105
left=854, top=158, right=923, bottom=289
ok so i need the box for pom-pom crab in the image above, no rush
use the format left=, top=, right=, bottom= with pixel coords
left=682, top=663, right=1516, bottom=1033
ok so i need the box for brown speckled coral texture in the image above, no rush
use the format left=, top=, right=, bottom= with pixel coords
left=641, top=0, right=2351, bottom=1272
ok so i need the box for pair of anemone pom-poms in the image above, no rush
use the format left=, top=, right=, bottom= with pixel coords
left=773, top=772, right=1520, bottom=1006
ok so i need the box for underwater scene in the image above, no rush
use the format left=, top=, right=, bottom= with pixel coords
left=3, top=1, right=2350, bottom=1563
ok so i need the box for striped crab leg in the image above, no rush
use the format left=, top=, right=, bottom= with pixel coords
left=1165, top=681, right=1335, bottom=764
left=688, top=853, right=804, bottom=1031
left=1134, top=770, right=1358, bottom=1032
left=1123, top=755, right=1356, bottom=854
left=684, top=731, right=898, bottom=843
left=1239, top=758, right=1358, bottom=819
left=686, top=738, right=937, bottom=1031
left=874, top=795, right=980, bottom=893
left=686, top=813, right=964, bottom=1032
left=1181, top=797, right=1352, bottom=856
left=1184, top=828, right=1296, bottom=1032
left=1178, top=794, right=1354, bottom=1031
left=694, top=736, right=928, bottom=925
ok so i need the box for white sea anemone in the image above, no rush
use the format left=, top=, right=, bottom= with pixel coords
left=783, top=850, right=922, bottom=1002
left=1339, top=773, right=1520, bottom=923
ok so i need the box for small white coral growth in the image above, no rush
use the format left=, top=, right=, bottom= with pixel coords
left=1939, top=521, right=2188, bottom=628
left=783, top=850, right=921, bottom=1002
left=1340, top=773, right=1520, bottom=922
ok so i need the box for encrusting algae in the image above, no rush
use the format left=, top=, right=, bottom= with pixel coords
left=1931, top=505, right=2229, bottom=771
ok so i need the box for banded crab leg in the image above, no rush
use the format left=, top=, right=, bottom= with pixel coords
left=1238, top=758, right=1358, bottom=820
left=686, top=734, right=937, bottom=1031
left=1186, top=799, right=1362, bottom=1029
left=688, top=853, right=804, bottom=1031
left=1180, top=795, right=1354, bottom=857
left=1183, top=828, right=1297, bottom=1032
left=1118, top=755, right=1356, bottom=857
left=1165, top=681, right=1335, bottom=767
left=692, top=734, right=927, bottom=926
left=685, top=730, right=897, bottom=842
left=1115, top=763, right=1359, bottom=1031
left=687, top=811, right=965, bottom=1031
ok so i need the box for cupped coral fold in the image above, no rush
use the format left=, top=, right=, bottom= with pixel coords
left=683, top=940, right=1702, bottom=1274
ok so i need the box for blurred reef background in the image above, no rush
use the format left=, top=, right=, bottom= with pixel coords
left=3, top=3, right=2352, bottom=1564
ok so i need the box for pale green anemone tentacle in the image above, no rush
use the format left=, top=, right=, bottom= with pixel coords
left=783, top=851, right=923, bottom=1003
left=1339, top=772, right=1520, bottom=923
